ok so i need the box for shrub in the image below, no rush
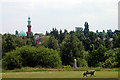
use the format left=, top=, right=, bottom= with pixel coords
left=77, top=58, right=88, bottom=67
left=33, top=46, right=62, bottom=68
left=112, top=62, right=118, bottom=68
left=63, top=65, right=71, bottom=68
left=2, top=46, right=62, bottom=70
left=98, top=62, right=105, bottom=68
left=99, top=60, right=118, bottom=68
left=104, top=48, right=120, bottom=68
left=2, top=50, right=22, bottom=70
left=18, top=46, right=37, bottom=67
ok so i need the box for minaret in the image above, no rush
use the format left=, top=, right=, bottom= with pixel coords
left=26, top=17, right=33, bottom=38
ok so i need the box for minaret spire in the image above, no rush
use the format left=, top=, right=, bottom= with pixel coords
left=28, top=17, right=31, bottom=25
left=26, top=17, right=33, bottom=38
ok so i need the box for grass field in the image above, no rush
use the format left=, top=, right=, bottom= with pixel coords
left=2, top=71, right=118, bottom=78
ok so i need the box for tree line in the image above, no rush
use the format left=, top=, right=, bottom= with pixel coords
left=1, top=27, right=120, bottom=70
left=44, top=28, right=120, bottom=68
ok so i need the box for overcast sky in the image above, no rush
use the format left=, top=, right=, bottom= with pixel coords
left=0, top=0, right=119, bottom=34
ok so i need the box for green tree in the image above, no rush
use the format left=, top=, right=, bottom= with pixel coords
left=18, top=46, right=37, bottom=67
left=58, top=30, right=65, bottom=44
left=104, top=48, right=120, bottom=67
left=41, top=36, right=50, bottom=47
left=26, top=38, right=32, bottom=46
left=83, top=38, right=91, bottom=51
left=88, top=45, right=106, bottom=67
left=60, top=33, right=86, bottom=66
left=84, top=22, right=89, bottom=37
left=2, top=34, right=16, bottom=55
left=99, top=39, right=105, bottom=47
left=2, top=46, right=62, bottom=69
left=50, top=28, right=59, bottom=39
left=2, top=50, right=22, bottom=70
left=113, top=33, right=120, bottom=48
left=98, top=32, right=104, bottom=39
left=82, top=31, right=97, bottom=51
left=75, top=33, right=85, bottom=42
left=31, top=39, right=36, bottom=46
left=77, top=58, right=88, bottom=67
left=14, top=37, right=26, bottom=47
left=46, top=36, right=59, bottom=50
left=105, top=34, right=112, bottom=49
left=88, top=31, right=97, bottom=43
left=33, top=47, right=62, bottom=68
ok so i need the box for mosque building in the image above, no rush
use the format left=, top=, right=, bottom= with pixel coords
left=15, top=17, right=44, bottom=45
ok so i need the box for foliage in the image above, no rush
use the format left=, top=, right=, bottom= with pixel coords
left=33, top=46, right=62, bottom=68
left=18, top=46, right=36, bottom=67
left=2, top=34, right=16, bottom=55
left=14, top=37, right=26, bottom=47
left=41, top=36, right=50, bottom=47
left=2, top=50, right=22, bottom=70
left=113, top=33, right=120, bottom=48
left=105, top=34, right=112, bottom=49
left=2, top=34, right=33, bottom=57
left=60, top=33, right=86, bottom=66
left=99, top=59, right=118, bottom=68
left=77, top=58, right=88, bottom=67
left=62, top=65, right=71, bottom=68
left=103, top=48, right=120, bottom=68
left=46, top=36, right=59, bottom=50
left=88, top=45, right=106, bottom=67
left=2, top=26, right=120, bottom=68
left=2, top=46, right=62, bottom=70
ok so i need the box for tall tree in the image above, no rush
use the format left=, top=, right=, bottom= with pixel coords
left=105, top=34, right=112, bottom=49
left=50, top=28, right=59, bottom=39
left=58, top=30, right=64, bottom=44
left=88, top=44, right=106, bottom=67
left=2, top=34, right=16, bottom=56
left=84, top=22, right=89, bottom=37
left=46, top=36, right=59, bottom=50
left=60, top=33, right=85, bottom=66
left=113, top=33, right=120, bottom=48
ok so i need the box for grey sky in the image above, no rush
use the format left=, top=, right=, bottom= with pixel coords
left=0, top=0, right=119, bottom=34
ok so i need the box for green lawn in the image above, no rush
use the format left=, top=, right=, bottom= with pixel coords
left=2, top=71, right=118, bottom=78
